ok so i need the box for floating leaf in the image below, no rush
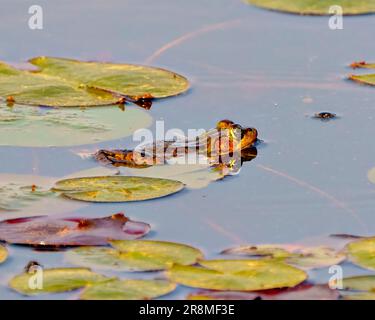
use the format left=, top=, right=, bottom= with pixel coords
left=188, top=284, right=339, bottom=300
left=0, top=213, right=150, bottom=247
left=0, top=245, right=8, bottom=264
left=0, top=62, right=118, bottom=107
left=0, top=57, right=189, bottom=107
left=244, top=0, right=375, bottom=15
left=66, top=240, right=204, bottom=271
left=167, top=260, right=307, bottom=291
left=342, top=292, right=375, bottom=300
left=52, top=176, right=185, bottom=202
left=343, top=275, right=375, bottom=292
left=349, top=61, right=375, bottom=86
left=80, top=279, right=176, bottom=300
left=0, top=104, right=152, bottom=147
left=368, top=167, right=375, bottom=184
left=222, top=244, right=345, bottom=269
left=9, top=268, right=110, bottom=295
left=29, top=56, right=190, bottom=100
left=346, top=237, right=375, bottom=271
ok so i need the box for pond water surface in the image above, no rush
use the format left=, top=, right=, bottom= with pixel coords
left=1, top=0, right=375, bottom=299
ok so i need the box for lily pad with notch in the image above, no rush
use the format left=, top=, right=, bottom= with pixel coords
left=0, top=213, right=150, bottom=247
left=66, top=240, right=204, bottom=271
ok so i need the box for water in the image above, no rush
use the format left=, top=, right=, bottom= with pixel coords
left=1, top=0, right=375, bottom=299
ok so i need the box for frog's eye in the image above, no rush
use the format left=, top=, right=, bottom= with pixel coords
left=242, top=128, right=258, bottom=140
left=217, top=120, right=234, bottom=129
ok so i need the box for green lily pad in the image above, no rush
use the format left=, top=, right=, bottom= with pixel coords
left=9, top=268, right=110, bottom=295
left=346, top=237, right=375, bottom=270
left=0, top=103, right=152, bottom=147
left=29, top=56, right=190, bottom=100
left=65, top=240, right=204, bottom=271
left=0, top=57, right=189, bottom=107
left=343, top=275, right=375, bottom=291
left=342, top=292, right=375, bottom=300
left=52, top=176, right=184, bottom=202
left=222, top=244, right=345, bottom=270
left=167, top=259, right=307, bottom=291
left=0, top=62, right=119, bottom=107
left=349, top=61, right=375, bottom=86
left=244, top=0, right=375, bottom=15
left=0, top=245, right=8, bottom=264
left=80, top=279, right=176, bottom=300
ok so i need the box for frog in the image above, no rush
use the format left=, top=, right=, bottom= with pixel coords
left=95, top=120, right=259, bottom=169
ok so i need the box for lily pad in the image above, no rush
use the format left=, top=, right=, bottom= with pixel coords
left=188, top=284, right=339, bottom=300
left=29, top=56, right=190, bottom=100
left=0, top=62, right=118, bottom=107
left=9, top=268, right=110, bottom=295
left=343, top=292, right=375, bottom=300
left=349, top=61, right=375, bottom=86
left=222, top=244, right=345, bottom=269
left=0, top=58, right=189, bottom=107
left=0, top=213, right=150, bottom=247
left=0, top=104, right=152, bottom=147
left=346, top=237, right=375, bottom=270
left=343, top=275, right=375, bottom=292
left=167, top=259, right=307, bottom=291
left=66, top=240, right=204, bottom=271
left=0, top=245, right=8, bottom=264
left=80, top=279, right=176, bottom=300
left=52, top=176, right=185, bottom=202
left=244, top=0, right=375, bottom=15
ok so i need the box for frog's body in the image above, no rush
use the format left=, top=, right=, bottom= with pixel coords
left=95, top=120, right=258, bottom=169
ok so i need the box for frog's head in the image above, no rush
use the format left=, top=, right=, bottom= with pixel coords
left=216, top=120, right=236, bottom=130
left=241, top=127, right=258, bottom=148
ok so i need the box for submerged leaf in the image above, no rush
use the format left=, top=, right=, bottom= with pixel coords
left=222, top=244, right=345, bottom=269
left=52, top=176, right=184, bottom=202
left=9, top=268, right=110, bottom=295
left=0, top=245, right=8, bottom=264
left=346, top=237, right=375, bottom=271
left=0, top=213, right=150, bottom=247
left=66, top=240, right=204, bottom=271
left=0, top=104, right=152, bottom=147
left=80, top=279, right=176, bottom=300
left=244, top=0, right=375, bottom=15
left=167, top=259, right=307, bottom=291
left=29, top=56, right=190, bottom=100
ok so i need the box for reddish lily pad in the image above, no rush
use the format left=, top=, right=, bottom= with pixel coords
left=0, top=213, right=150, bottom=247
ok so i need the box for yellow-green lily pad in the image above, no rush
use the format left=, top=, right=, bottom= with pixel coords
left=0, top=104, right=151, bottom=147
left=346, top=237, right=375, bottom=270
left=223, top=244, right=345, bottom=270
left=29, top=56, right=190, bottom=100
left=65, top=240, right=204, bottom=271
left=343, top=275, right=375, bottom=291
left=0, top=62, right=119, bottom=107
left=0, top=58, right=189, bottom=107
left=166, top=259, right=307, bottom=291
left=244, top=0, right=375, bottom=15
left=0, top=245, right=8, bottom=264
left=80, top=279, right=176, bottom=300
left=9, top=268, right=110, bottom=295
left=52, top=176, right=185, bottom=202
